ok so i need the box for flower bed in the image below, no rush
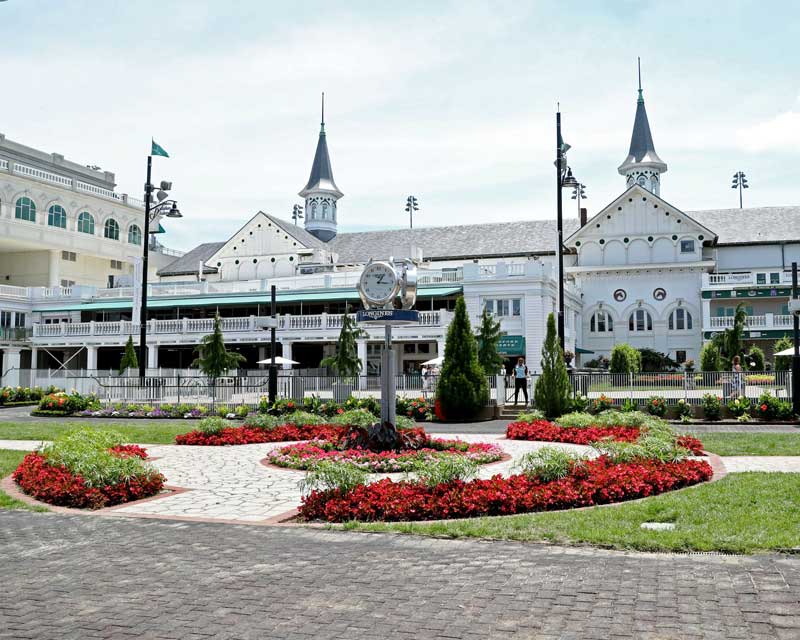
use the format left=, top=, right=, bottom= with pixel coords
left=175, top=423, right=347, bottom=445
left=31, top=391, right=94, bottom=417
left=506, top=420, right=641, bottom=445
left=267, top=439, right=503, bottom=472
left=12, top=429, right=164, bottom=509
left=299, top=456, right=713, bottom=522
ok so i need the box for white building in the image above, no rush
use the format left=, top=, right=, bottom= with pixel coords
left=2, top=79, right=800, bottom=384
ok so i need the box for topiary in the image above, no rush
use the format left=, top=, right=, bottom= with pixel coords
left=533, top=313, right=572, bottom=419
left=700, top=342, right=721, bottom=372
left=610, top=343, right=641, bottom=374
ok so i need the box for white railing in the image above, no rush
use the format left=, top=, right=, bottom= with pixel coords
left=704, top=272, right=793, bottom=288
left=418, top=269, right=463, bottom=284
left=507, top=263, right=525, bottom=276
left=0, top=284, right=30, bottom=299
left=707, top=314, right=793, bottom=330
left=14, top=162, right=73, bottom=188
left=479, top=265, right=497, bottom=278
left=42, top=286, right=71, bottom=298
left=156, top=246, right=186, bottom=258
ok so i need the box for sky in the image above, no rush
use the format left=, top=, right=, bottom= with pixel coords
left=1, top=0, right=798, bottom=251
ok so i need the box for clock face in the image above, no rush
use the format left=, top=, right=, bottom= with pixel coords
left=360, top=262, right=398, bottom=306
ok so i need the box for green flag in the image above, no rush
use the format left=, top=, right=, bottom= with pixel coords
left=151, top=139, right=169, bottom=158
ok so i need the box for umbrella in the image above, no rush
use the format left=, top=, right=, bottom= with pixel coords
left=257, top=356, right=300, bottom=365
left=422, top=356, right=444, bottom=366
left=774, top=347, right=797, bottom=357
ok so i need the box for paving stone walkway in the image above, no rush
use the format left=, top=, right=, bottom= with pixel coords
left=1, top=511, right=799, bottom=640
left=0, top=436, right=592, bottom=523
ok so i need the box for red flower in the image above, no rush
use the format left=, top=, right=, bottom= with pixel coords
left=337, top=408, right=344, bottom=414
left=506, top=420, right=640, bottom=445
left=760, top=404, right=768, bottom=411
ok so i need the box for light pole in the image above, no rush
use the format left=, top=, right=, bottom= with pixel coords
left=571, top=182, right=587, bottom=217
left=138, top=153, right=181, bottom=378
left=405, top=195, right=419, bottom=229
left=555, top=110, right=578, bottom=353
left=732, top=171, right=749, bottom=209
left=292, top=203, right=304, bottom=225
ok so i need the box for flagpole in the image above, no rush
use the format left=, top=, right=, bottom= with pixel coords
left=138, top=154, right=153, bottom=378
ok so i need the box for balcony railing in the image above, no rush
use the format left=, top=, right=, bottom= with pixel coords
left=703, top=272, right=793, bottom=288
left=32, top=311, right=449, bottom=340
left=707, top=314, right=793, bottom=330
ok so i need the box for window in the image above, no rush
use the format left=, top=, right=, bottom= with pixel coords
left=668, top=308, right=693, bottom=331
left=770, top=272, right=781, bottom=284
left=61, top=251, right=77, bottom=262
left=716, top=305, right=752, bottom=317
left=47, top=204, right=67, bottom=228
left=680, top=239, right=695, bottom=253
left=0, top=311, right=11, bottom=328
left=128, top=224, right=142, bottom=245
left=756, top=273, right=766, bottom=285
left=484, top=298, right=521, bottom=317
left=110, top=259, right=123, bottom=270
left=675, top=350, right=687, bottom=364
left=14, top=312, right=25, bottom=328
left=77, top=212, right=95, bottom=234
left=628, top=309, right=653, bottom=332
left=15, top=197, right=36, bottom=222
left=59, top=280, right=75, bottom=288
left=104, top=218, right=119, bottom=240
left=590, top=311, right=613, bottom=333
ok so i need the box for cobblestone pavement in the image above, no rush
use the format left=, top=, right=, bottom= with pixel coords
left=2, top=511, right=799, bottom=640
left=0, top=436, right=592, bottom=523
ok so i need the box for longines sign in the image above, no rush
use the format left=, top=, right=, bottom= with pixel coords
left=356, top=309, right=420, bottom=325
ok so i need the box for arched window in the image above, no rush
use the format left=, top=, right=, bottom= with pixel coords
left=15, top=197, right=36, bottom=222
left=668, top=308, right=693, bottom=331
left=47, top=204, right=67, bottom=228
left=128, top=224, right=142, bottom=245
left=629, top=309, right=653, bottom=332
left=77, top=212, right=95, bottom=234
left=322, top=202, right=329, bottom=220
left=589, top=311, right=613, bottom=333
left=310, top=203, right=317, bottom=220
left=104, top=218, right=119, bottom=240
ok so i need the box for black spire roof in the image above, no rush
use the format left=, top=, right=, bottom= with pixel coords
left=299, top=95, right=342, bottom=198
left=619, top=59, right=666, bottom=172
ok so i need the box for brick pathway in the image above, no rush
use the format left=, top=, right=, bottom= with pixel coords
left=1, top=511, right=798, bottom=640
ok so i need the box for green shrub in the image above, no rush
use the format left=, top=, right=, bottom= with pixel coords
left=645, top=396, right=667, bottom=417
left=774, top=336, right=793, bottom=371
left=40, top=428, right=158, bottom=488
left=395, top=415, right=415, bottom=430
left=589, top=395, right=613, bottom=413
left=554, top=412, right=595, bottom=428
left=410, top=456, right=478, bottom=488
left=518, top=409, right=546, bottom=422
left=701, top=394, right=722, bottom=421
left=299, top=461, right=367, bottom=496
left=333, top=409, right=377, bottom=428
left=235, top=405, right=249, bottom=418
left=533, top=313, right=572, bottom=419
left=593, top=427, right=689, bottom=464
left=675, top=399, right=692, bottom=418
left=727, top=396, right=750, bottom=417
left=746, top=346, right=765, bottom=372
left=556, top=410, right=658, bottom=429
left=197, top=417, right=229, bottom=435
left=569, top=394, right=589, bottom=413
left=620, top=398, right=639, bottom=413
left=244, top=413, right=279, bottom=430
left=700, top=341, right=721, bottom=372
left=755, top=391, right=793, bottom=420
left=282, top=411, right=325, bottom=426
left=610, top=344, right=641, bottom=374
left=515, top=447, right=586, bottom=482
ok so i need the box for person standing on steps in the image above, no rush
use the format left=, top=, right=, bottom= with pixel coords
left=513, top=357, right=529, bottom=406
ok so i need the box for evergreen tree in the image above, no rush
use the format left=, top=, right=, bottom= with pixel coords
left=118, top=335, right=139, bottom=375
left=436, top=297, right=488, bottom=420
left=700, top=342, right=721, bottom=372
left=533, top=313, right=572, bottom=419
left=191, top=314, right=247, bottom=378
left=712, top=302, right=748, bottom=368
left=476, top=308, right=504, bottom=376
left=774, top=335, right=793, bottom=371
left=320, top=307, right=365, bottom=379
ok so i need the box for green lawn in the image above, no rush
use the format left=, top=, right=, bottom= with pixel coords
left=342, top=473, right=800, bottom=554
left=0, top=449, right=46, bottom=511
left=698, top=433, right=800, bottom=456
left=0, top=420, right=188, bottom=444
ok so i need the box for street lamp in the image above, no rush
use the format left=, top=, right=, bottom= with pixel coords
left=292, top=203, right=304, bottom=225
left=555, top=110, right=577, bottom=353
left=571, top=182, right=587, bottom=217
left=731, top=171, right=749, bottom=209
left=138, top=159, right=180, bottom=379
left=405, top=195, right=419, bottom=229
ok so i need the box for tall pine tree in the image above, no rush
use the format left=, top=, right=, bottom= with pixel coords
left=118, top=335, right=139, bottom=375
left=320, top=306, right=364, bottom=378
left=533, top=313, right=572, bottom=419
left=476, top=308, right=504, bottom=376
left=191, top=314, right=247, bottom=378
left=436, top=297, right=488, bottom=420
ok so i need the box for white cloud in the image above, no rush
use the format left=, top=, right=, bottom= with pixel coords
left=735, top=110, right=800, bottom=153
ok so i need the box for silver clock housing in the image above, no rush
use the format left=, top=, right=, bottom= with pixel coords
left=357, top=260, right=401, bottom=309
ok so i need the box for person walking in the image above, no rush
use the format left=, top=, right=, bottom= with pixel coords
left=513, top=357, right=529, bottom=406
left=732, top=355, right=745, bottom=398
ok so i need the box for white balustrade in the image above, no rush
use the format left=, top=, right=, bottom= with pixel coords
left=14, top=163, right=73, bottom=188
left=0, top=285, right=30, bottom=299
left=507, top=263, right=525, bottom=276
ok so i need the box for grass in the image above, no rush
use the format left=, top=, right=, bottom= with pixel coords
left=0, top=449, right=46, bottom=511
left=341, top=473, right=800, bottom=554
left=0, top=420, right=189, bottom=444
left=698, top=433, right=800, bottom=456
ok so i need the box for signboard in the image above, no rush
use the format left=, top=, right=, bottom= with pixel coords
left=703, top=288, right=791, bottom=299
left=497, top=335, right=525, bottom=356
left=356, top=309, right=420, bottom=325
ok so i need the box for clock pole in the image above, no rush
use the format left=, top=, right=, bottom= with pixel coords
left=381, top=323, right=397, bottom=427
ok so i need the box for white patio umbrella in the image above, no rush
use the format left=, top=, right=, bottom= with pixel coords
left=774, top=347, right=796, bottom=357
left=422, top=356, right=444, bottom=366
left=256, top=356, right=300, bottom=365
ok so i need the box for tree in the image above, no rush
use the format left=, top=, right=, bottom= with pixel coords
left=118, top=336, right=138, bottom=375
left=774, top=335, right=793, bottom=371
left=320, top=307, right=365, bottom=378
left=533, top=313, right=572, bottom=419
left=638, top=348, right=679, bottom=372
left=713, top=303, right=747, bottom=369
left=436, top=297, right=488, bottom=420
left=476, top=308, right=504, bottom=376
left=191, top=314, right=247, bottom=378
left=746, top=345, right=765, bottom=371
left=700, top=342, right=721, bottom=372
left=610, top=343, right=641, bottom=374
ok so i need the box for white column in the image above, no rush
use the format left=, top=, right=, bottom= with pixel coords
left=3, top=348, right=22, bottom=387
left=437, top=339, right=446, bottom=359
left=48, top=250, right=60, bottom=288
left=30, top=347, right=38, bottom=371
left=357, top=339, right=367, bottom=389
left=147, top=344, right=158, bottom=369
left=281, top=341, right=293, bottom=370
left=258, top=345, right=267, bottom=367
left=86, top=345, right=98, bottom=371
left=702, top=297, right=711, bottom=336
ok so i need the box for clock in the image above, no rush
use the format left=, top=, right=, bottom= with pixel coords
left=358, top=260, right=400, bottom=308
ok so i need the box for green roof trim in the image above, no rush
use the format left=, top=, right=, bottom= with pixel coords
left=37, top=285, right=463, bottom=313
